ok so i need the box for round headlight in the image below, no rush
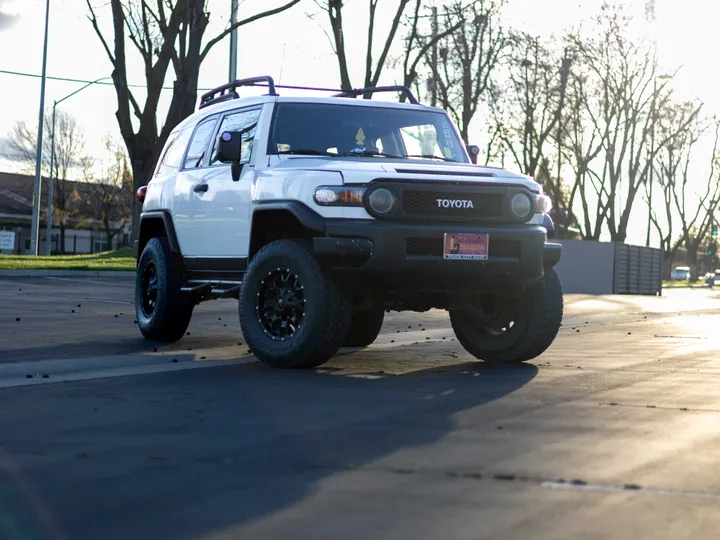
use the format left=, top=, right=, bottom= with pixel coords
left=368, top=188, right=396, bottom=214
left=314, top=188, right=339, bottom=204
left=510, top=192, right=533, bottom=219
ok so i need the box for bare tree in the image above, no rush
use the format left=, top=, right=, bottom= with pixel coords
left=645, top=103, right=705, bottom=276
left=572, top=4, right=701, bottom=242
left=314, top=0, right=412, bottom=91
left=428, top=0, right=507, bottom=141
left=492, top=32, right=575, bottom=232
left=4, top=110, right=86, bottom=252
left=86, top=0, right=302, bottom=241
left=397, top=0, right=461, bottom=103
left=82, top=138, right=134, bottom=251
left=667, top=116, right=720, bottom=277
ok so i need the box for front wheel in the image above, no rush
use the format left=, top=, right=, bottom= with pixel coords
left=238, top=239, right=351, bottom=369
left=449, top=268, right=563, bottom=363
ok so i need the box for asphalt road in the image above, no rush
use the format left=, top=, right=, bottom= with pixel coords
left=2, top=276, right=720, bottom=540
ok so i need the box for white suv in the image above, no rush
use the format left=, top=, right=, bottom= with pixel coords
left=133, top=76, right=563, bottom=368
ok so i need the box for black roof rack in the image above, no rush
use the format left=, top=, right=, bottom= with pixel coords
left=333, top=85, right=419, bottom=105
left=199, top=76, right=278, bottom=109
left=198, top=76, right=420, bottom=110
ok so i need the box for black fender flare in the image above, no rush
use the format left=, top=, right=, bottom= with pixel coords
left=542, top=213, right=555, bottom=239
left=251, top=200, right=326, bottom=233
left=136, top=210, right=182, bottom=258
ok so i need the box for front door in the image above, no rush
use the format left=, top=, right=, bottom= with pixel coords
left=174, top=106, right=262, bottom=263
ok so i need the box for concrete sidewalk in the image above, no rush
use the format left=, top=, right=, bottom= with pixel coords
left=0, top=269, right=135, bottom=277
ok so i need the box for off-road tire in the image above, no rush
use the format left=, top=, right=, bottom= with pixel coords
left=238, top=239, right=351, bottom=369
left=449, top=268, right=563, bottom=363
left=343, top=308, right=385, bottom=347
left=135, top=237, right=193, bottom=342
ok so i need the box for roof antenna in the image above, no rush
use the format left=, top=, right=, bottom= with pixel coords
left=278, top=43, right=286, bottom=85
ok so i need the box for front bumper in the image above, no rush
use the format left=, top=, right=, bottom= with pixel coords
left=313, top=219, right=561, bottom=293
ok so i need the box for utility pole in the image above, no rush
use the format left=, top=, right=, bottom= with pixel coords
left=30, top=0, right=51, bottom=256
left=229, top=0, right=238, bottom=82
left=556, top=50, right=572, bottom=237
left=647, top=78, right=657, bottom=248
left=46, top=104, right=57, bottom=255
left=430, top=6, right=438, bottom=107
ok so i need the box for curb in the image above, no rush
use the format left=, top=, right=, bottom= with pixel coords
left=0, top=270, right=135, bottom=278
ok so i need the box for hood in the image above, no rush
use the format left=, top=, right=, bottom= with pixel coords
left=272, top=156, right=539, bottom=190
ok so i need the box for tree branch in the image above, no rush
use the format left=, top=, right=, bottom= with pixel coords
left=200, top=0, right=302, bottom=63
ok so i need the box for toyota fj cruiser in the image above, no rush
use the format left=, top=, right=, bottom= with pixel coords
left=134, top=76, right=563, bottom=369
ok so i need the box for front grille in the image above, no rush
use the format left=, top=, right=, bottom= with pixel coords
left=490, top=240, right=521, bottom=258
left=406, top=237, right=521, bottom=259
left=406, top=237, right=443, bottom=257
left=403, top=191, right=504, bottom=218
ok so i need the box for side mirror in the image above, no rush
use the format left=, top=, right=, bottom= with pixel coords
left=466, top=144, right=480, bottom=164
left=215, top=131, right=243, bottom=181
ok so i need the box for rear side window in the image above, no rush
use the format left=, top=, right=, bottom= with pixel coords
left=183, top=116, right=218, bottom=169
left=155, top=127, right=192, bottom=177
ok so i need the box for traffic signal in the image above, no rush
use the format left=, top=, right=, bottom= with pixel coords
left=709, top=240, right=717, bottom=256
left=713, top=228, right=718, bottom=237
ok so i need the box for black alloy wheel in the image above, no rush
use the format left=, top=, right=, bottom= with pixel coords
left=256, top=267, right=307, bottom=341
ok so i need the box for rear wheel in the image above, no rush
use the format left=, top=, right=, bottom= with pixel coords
left=343, top=308, right=385, bottom=347
left=135, top=237, right=193, bottom=342
left=449, top=268, right=563, bottom=363
left=239, top=239, right=351, bottom=368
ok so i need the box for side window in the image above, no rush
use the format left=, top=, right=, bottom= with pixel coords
left=155, top=127, right=192, bottom=177
left=183, top=116, right=218, bottom=169
left=210, top=108, right=261, bottom=165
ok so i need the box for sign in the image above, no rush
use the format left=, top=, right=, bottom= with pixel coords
left=443, top=233, right=489, bottom=260
left=0, top=231, right=15, bottom=251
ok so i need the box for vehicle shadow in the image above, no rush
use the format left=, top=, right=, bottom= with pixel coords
left=0, top=355, right=538, bottom=540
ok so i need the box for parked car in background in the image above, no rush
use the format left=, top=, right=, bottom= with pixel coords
left=670, top=266, right=690, bottom=281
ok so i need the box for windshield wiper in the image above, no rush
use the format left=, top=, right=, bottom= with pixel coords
left=339, top=150, right=404, bottom=159
left=278, top=149, right=339, bottom=156
left=405, top=154, right=459, bottom=162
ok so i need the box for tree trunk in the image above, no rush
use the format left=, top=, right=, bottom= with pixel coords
left=687, top=242, right=700, bottom=280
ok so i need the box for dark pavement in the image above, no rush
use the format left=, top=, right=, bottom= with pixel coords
left=1, top=276, right=720, bottom=539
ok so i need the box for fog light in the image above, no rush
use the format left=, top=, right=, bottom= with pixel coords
left=368, top=188, right=396, bottom=214
left=510, top=192, right=533, bottom=219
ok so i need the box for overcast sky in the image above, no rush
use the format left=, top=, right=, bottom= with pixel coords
left=0, top=0, right=717, bottom=245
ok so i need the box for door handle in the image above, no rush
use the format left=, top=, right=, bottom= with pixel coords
left=193, top=183, right=209, bottom=193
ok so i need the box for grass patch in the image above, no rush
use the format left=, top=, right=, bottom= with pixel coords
left=0, top=247, right=135, bottom=271
left=662, top=280, right=709, bottom=289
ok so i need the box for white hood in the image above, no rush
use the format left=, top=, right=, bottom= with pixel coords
left=272, top=156, right=539, bottom=191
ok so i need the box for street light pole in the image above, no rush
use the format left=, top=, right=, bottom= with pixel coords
left=229, top=0, right=238, bottom=82
left=46, top=104, right=57, bottom=255
left=46, top=76, right=112, bottom=255
left=647, top=78, right=657, bottom=248
left=646, top=73, right=674, bottom=248
left=30, top=0, right=51, bottom=256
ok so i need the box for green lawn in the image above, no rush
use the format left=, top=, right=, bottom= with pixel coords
left=662, top=280, right=708, bottom=288
left=0, top=247, right=136, bottom=271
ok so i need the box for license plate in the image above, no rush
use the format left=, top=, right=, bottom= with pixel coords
left=443, top=233, right=489, bottom=260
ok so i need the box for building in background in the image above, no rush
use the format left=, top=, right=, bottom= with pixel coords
left=0, top=172, right=131, bottom=255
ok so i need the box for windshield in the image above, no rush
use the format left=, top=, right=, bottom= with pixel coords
left=268, top=102, right=469, bottom=163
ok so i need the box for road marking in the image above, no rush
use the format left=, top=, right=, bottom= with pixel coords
left=44, top=276, right=133, bottom=285
left=0, top=356, right=255, bottom=389
left=0, top=329, right=457, bottom=389
left=542, top=480, right=720, bottom=501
